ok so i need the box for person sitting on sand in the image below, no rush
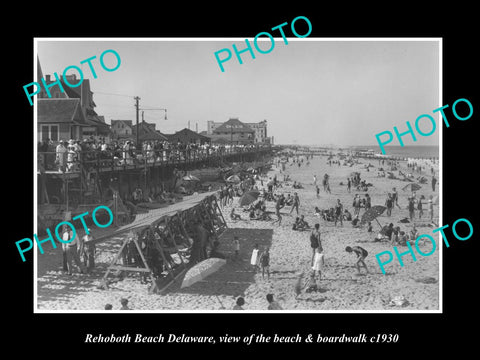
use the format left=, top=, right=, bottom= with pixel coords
left=304, top=272, right=319, bottom=293
left=398, top=231, right=408, bottom=246
left=120, top=298, right=130, bottom=310
left=233, top=297, right=245, bottom=310
left=266, top=293, right=283, bottom=310
left=292, top=217, right=301, bottom=230
left=230, top=207, right=241, bottom=220
left=409, top=226, right=419, bottom=243
left=367, top=221, right=373, bottom=233
left=314, top=206, right=321, bottom=216
left=351, top=215, right=361, bottom=228
left=391, top=226, right=401, bottom=245
left=345, top=246, right=369, bottom=274
left=298, top=215, right=310, bottom=230
left=378, top=223, right=394, bottom=241
left=343, top=209, right=353, bottom=221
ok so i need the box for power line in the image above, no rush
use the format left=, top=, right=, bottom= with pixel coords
left=95, top=91, right=135, bottom=98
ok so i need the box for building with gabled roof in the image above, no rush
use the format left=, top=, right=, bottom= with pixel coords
left=111, top=120, right=133, bottom=139
left=132, top=121, right=169, bottom=142
left=37, top=98, right=87, bottom=142
left=210, top=118, right=255, bottom=145
left=208, top=118, right=269, bottom=144
left=165, top=128, right=211, bottom=145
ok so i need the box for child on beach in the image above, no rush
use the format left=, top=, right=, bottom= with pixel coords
left=120, top=298, right=130, bottom=310
left=345, top=246, right=369, bottom=274
left=230, top=207, right=241, bottom=220
left=233, top=237, right=240, bottom=259
left=259, top=247, right=271, bottom=280
left=367, top=222, right=373, bottom=233
left=250, top=244, right=260, bottom=272
left=266, top=294, right=283, bottom=310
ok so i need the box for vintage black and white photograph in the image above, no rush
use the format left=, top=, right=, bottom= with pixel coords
left=34, top=38, right=441, bottom=312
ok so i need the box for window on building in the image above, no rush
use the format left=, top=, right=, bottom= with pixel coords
left=41, top=125, right=59, bottom=142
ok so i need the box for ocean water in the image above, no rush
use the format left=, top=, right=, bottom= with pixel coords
left=351, top=145, right=440, bottom=159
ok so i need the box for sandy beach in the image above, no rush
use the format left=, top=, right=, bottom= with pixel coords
left=36, top=153, right=440, bottom=312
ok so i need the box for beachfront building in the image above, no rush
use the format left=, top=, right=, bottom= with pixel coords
left=165, top=128, right=211, bottom=145
left=132, top=121, right=169, bottom=142
left=207, top=118, right=270, bottom=144
left=209, top=118, right=255, bottom=145
left=111, top=120, right=133, bottom=139
left=37, top=98, right=87, bottom=141
left=38, top=67, right=110, bottom=141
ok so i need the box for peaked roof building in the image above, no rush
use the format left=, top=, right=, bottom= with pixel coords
left=210, top=118, right=255, bottom=145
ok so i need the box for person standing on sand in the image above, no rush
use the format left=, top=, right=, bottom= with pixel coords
left=290, top=192, right=300, bottom=215
left=385, top=193, right=393, bottom=217
left=63, top=228, right=87, bottom=275
left=312, top=247, right=325, bottom=279
left=81, top=229, right=96, bottom=272
left=432, top=175, right=437, bottom=191
left=259, top=247, right=271, bottom=280
left=417, top=195, right=424, bottom=219
left=353, top=194, right=361, bottom=217
left=408, top=197, right=415, bottom=221
left=233, top=237, right=240, bottom=259
left=334, top=199, right=343, bottom=227
left=428, top=196, right=434, bottom=221
left=347, top=178, right=351, bottom=193
left=309, top=224, right=322, bottom=266
left=250, top=244, right=260, bottom=272
left=392, top=187, right=401, bottom=209
left=272, top=195, right=283, bottom=225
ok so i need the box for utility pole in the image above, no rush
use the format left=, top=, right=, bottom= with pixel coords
left=134, top=96, right=141, bottom=146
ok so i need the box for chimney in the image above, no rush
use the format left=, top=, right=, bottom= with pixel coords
left=46, top=74, right=51, bottom=82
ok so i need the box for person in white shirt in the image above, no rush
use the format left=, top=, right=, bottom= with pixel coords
left=55, top=141, right=67, bottom=172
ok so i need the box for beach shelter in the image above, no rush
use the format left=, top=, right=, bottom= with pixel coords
left=181, top=257, right=226, bottom=288
left=238, top=190, right=260, bottom=206
left=361, top=205, right=386, bottom=228
left=402, top=183, right=422, bottom=192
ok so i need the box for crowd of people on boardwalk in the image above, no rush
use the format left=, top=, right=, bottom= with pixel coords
left=38, top=137, right=267, bottom=173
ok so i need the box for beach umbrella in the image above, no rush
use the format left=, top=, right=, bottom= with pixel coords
left=226, top=175, right=241, bottom=183
left=239, top=190, right=260, bottom=206
left=361, top=205, right=386, bottom=228
left=402, top=183, right=422, bottom=192
left=181, top=258, right=227, bottom=288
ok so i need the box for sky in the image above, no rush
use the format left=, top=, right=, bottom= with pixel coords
left=36, top=38, right=440, bottom=147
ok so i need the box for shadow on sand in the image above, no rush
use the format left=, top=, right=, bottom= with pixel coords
left=167, top=228, right=273, bottom=297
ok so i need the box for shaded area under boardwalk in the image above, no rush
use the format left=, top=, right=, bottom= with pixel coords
left=165, top=228, right=273, bottom=297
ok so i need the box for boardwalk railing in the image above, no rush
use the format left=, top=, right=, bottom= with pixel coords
left=38, top=144, right=272, bottom=174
